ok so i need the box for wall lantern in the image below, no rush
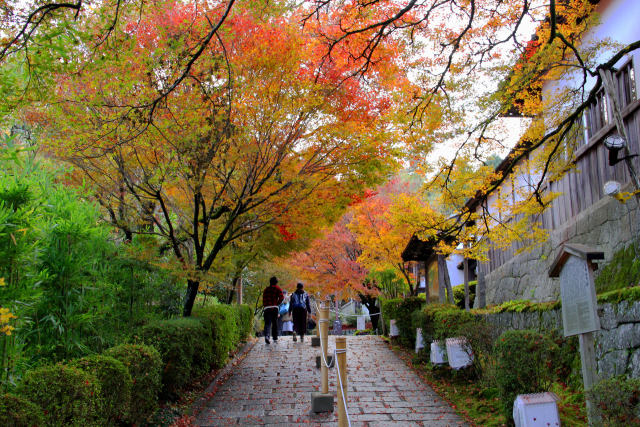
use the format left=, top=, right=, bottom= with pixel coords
left=603, top=180, right=621, bottom=197
left=603, top=134, right=627, bottom=166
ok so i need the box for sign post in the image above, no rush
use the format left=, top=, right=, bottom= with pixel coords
left=549, top=243, right=604, bottom=426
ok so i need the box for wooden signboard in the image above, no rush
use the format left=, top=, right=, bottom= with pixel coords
left=549, top=243, right=604, bottom=426
left=559, top=255, right=600, bottom=336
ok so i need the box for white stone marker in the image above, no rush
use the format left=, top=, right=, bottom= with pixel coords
left=430, top=341, right=447, bottom=365
left=445, top=337, right=473, bottom=369
left=549, top=243, right=604, bottom=426
left=512, top=392, right=560, bottom=427
left=356, top=315, right=365, bottom=331
left=415, top=328, right=424, bottom=353
left=389, top=319, right=399, bottom=337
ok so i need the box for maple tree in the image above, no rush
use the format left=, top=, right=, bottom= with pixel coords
left=28, top=0, right=407, bottom=316
left=2, top=0, right=637, bottom=297
left=287, top=213, right=369, bottom=301
left=348, top=178, right=421, bottom=295
left=300, top=0, right=640, bottom=262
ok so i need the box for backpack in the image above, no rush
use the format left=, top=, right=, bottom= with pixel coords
left=279, top=301, right=289, bottom=316
left=291, top=292, right=307, bottom=310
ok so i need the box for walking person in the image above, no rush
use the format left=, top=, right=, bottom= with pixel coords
left=289, top=283, right=311, bottom=342
left=262, top=276, right=284, bottom=344
left=277, top=291, right=291, bottom=336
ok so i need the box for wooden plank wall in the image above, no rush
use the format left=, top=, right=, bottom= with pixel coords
left=480, top=104, right=640, bottom=276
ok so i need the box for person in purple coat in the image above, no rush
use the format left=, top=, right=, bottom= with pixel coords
left=289, top=283, right=311, bottom=342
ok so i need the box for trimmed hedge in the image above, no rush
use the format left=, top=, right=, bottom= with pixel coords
left=452, top=281, right=476, bottom=309
left=70, top=354, right=132, bottom=425
left=380, top=297, right=402, bottom=336
left=381, top=297, right=426, bottom=342
left=494, top=329, right=559, bottom=423
left=17, top=364, right=104, bottom=426
left=418, top=304, right=494, bottom=377
left=193, top=304, right=237, bottom=368
left=236, top=304, right=253, bottom=341
left=11, top=304, right=251, bottom=426
left=140, top=317, right=210, bottom=398
left=0, top=393, right=44, bottom=427
left=104, top=343, right=162, bottom=425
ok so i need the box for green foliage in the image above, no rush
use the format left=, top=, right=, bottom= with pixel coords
left=70, top=354, right=132, bottom=425
left=597, top=286, right=640, bottom=304
left=419, top=304, right=494, bottom=378
left=0, top=139, right=186, bottom=391
left=17, top=363, right=104, bottom=426
left=395, top=296, right=425, bottom=348
left=140, top=317, right=207, bottom=398
left=587, top=375, right=640, bottom=426
left=474, top=299, right=561, bottom=314
left=452, top=281, right=476, bottom=309
left=235, top=304, right=253, bottom=340
left=380, top=297, right=401, bottom=336
left=595, top=242, right=640, bottom=293
left=494, top=330, right=559, bottom=423
left=0, top=393, right=44, bottom=427
left=103, top=343, right=161, bottom=426
left=193, top=304, right=238, bottom=368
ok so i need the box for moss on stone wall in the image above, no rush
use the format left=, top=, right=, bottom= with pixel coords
left=595, top=243, right=640, bottom=293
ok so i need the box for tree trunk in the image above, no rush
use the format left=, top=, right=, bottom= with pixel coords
left=400, top=263, right=415, bottom=296
left=437, top=255, right=446, bottom=303
left=422, top=260, right=429, bottom=302
left=437, top=255, right=454, bottom=304
left=463, top=258, right=470, bottom=312
left=183, top=279, right=200, bottom=317
left=477, top=270, right=486, bottom=309
left=237, top=275, right=243, bottom=304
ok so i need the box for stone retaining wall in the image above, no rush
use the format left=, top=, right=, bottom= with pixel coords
left=482, top=188, right=640, bottom=306
left=484, top=300, right=640, bottom=379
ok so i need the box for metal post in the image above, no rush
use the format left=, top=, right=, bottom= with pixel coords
left=320, top=305, right=330, bottom=394
left=336, top=336, right=348, bottom=427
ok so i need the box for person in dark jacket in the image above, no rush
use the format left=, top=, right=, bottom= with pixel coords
left=262, top=276, right=284, bottom=344
left=289, top=283, right=311, bottom=342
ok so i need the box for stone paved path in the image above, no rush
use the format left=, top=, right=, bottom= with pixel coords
left=195, top=335, right=468, bottom=426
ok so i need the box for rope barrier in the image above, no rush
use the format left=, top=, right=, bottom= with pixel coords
left=318, top=319, right=335, bottom=368
left=328, top=309, right=382, bottom=318
left=334, top=347, right=351, bottom=427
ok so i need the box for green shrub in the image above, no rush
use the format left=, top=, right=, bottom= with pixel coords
left=235, top=304, right=253, bottom=340
left=193, top=304, right=238, bottom=368
left=189, top=316, right=216, bottom=377
left=70, top=354, right=132, bottom=425
left=380, top=298, right=401, bottom=336
left=419, top=304, right=494, bottom=377
left=17, top=363, right=104, bottom=426
left=453, top=281, right=476, bottom=309
left=0, top=393, right=44, bottom=427
left=140, top=317, right=208, bottom=398
left=395, top=296, right=425, bottom=348
left=587, top=375, right=640, bottom=426
left=494, top=329, right=559, bottom=423
left=418, top=303, right=459, bottom=343
left=104, top=343, right=162, bottom=426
